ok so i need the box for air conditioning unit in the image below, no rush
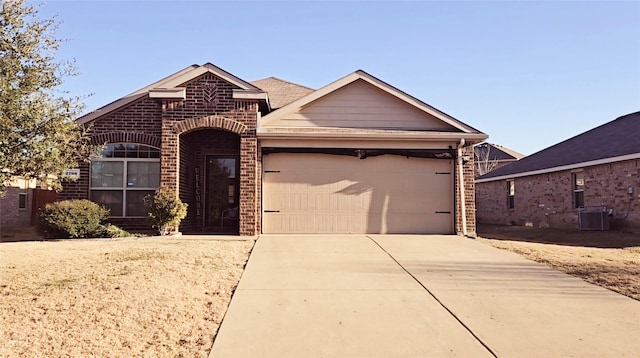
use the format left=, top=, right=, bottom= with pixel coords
left=578, top=206, right=610, bottom=231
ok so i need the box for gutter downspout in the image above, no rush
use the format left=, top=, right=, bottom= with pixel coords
left=457, top=139, right=468, bottom=236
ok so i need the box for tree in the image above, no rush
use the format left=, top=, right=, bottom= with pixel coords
left=474, top=142, right=499, bottom=177
left=0, top=0, right=95, bottom=194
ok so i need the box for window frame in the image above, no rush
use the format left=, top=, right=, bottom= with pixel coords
left=572, top=171, right=585, bottom=209
left=507, top=179, right=515, bottom=210
left=18, top=191, right=27, bottom=210
left=89, top=144, right=160, bottom=218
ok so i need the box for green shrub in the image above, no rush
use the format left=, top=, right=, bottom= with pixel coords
left=41, top=199, right=110, bottom=238
left=100, top=224, right=134, bottom=238
left=144, top=188, right=188, bottom=235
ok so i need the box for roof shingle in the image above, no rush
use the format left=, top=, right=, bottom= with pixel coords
left=478, top=111, right=640, bottom=180
left=250, top=77, right=314, bottom=109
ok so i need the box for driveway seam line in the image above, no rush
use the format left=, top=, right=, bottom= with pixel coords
left=366, top=235, right=498, bottom=358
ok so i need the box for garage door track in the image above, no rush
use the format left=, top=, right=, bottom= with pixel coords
left=210, top=235, right=640, bottom=357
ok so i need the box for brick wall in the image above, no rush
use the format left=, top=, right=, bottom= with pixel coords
left=91, top=97, right=163, bottom=137
left=179, top=134, right=197, bottom=231
left=476, top=159, right=640, bottom=230
left=455, top=157, right=477, bottom=235
left=59, top=162, right=90, bottom=200
left=0, top=187, right=31, bottom=229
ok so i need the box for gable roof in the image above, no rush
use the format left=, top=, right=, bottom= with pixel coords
left=474, top=143, right=525, bottom=162
left=77, top=63, right=264, bottom=125
left=477, top=111, right=640, bottom=182
left=250, top=77, right=314, bottom=109
left=259, top=70, right=486, bottom=142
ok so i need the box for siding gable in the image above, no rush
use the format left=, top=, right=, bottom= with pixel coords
left=263, top=79, right=459, bottom=131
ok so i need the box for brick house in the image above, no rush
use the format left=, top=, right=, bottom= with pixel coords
left=1, top=178, right=57, bottom=232
left=60, top=63, right=487, bottom=236
left=476, top=112, right=640, bottom=230
left=1, top=179, right=33, bottom=231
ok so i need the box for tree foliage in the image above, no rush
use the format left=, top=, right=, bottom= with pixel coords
left=144, top=188, right=188, bottom=236
left=0, top=0, right=95, bottom=194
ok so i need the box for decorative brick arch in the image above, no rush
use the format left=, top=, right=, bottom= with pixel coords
left=172, top=116, right=247, bottom=135
left=91, top=132, right=162, bottom=148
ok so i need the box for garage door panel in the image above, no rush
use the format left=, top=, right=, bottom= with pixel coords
left=384, top=213, right=451, bottom=233
left=384, top=198, right=446, bottom=213
left=263, top=153, right=453, bottom=234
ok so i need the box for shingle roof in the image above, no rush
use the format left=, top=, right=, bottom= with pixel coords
left=250, top=77, right=314, bottom=109
left=475, top=143, right=525, bottom=162
left=478, top=111, right=640, bottom=180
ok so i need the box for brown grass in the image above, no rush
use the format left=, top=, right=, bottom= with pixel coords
left=477, top=224, right=640, bottom=300
left=0, top=237, right=253, bottom=357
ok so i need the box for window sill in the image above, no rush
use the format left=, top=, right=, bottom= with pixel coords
left=108, top=216, right=148, bottom=219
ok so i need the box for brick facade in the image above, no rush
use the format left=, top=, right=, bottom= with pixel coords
left=455, top=158, right=477, bottom=235
left=0, top=187, right=31, bottom=229
left=476, top=159, right=640, bottom=230
left=61, top=72, right=260, bottom=235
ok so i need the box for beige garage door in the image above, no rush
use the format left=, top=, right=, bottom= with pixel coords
left=262, top=153, right=453, bottom=234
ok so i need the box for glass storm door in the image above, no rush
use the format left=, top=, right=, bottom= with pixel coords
left=205, top=156, right=239, bottom=231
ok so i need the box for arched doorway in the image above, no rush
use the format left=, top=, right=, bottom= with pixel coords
left=179, top=129, right=241, bottom=233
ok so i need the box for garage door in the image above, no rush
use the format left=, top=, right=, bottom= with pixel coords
left=262, top=153, right=453, bottom=234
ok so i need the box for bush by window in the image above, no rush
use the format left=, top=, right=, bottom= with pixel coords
left=41, top=199, right=110, bottom=238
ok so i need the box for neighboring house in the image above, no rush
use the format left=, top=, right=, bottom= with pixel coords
left=474, top=142, right=524, bottom=177
left=0, top=178, right=57, bottom=231
left=476, top=112, right=640, bottom=230
left=60, top=63, right=487, bottom=236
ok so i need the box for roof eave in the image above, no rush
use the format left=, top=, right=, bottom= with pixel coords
left=232, top=89, right=268, bottom=100
left=476, top=152, right=640, bottom=183
left=257, top=130, right=488, bottom=142
left=148, top=87, right=186, bottom=99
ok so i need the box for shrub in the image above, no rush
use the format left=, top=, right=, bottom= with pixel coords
left=100, top=224, right=134, bottom=238
left=41, top=199, right=110, bottom=238
left=144, top=188, right=188, bottom=235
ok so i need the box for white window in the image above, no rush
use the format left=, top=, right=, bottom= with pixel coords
left=507, top=180, right=515, bottom=209
left=90, top=144, right=160, bottom=217
left=573, top=171, right=585, bottom=208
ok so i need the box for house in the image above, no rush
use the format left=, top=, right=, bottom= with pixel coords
left=474, top=142, right=524, bottom=177
left=0, top=178, right=57, bottom=232
left=476, top=111, right=640, bottom=230
left=60, top=63, right=487, bottom=236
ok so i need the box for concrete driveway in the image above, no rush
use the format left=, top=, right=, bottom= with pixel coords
left=210, top=235, right=640, bottom=357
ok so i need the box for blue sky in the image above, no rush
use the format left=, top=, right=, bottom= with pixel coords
left=37, top=0, right=640, bottom=155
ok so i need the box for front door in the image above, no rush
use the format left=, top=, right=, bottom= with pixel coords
left=205, top=156, right=239, bottom=233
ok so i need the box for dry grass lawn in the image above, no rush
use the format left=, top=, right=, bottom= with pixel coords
left=0, top=235, right=253, bottom=357
left=477, top=224, right=640, bottom=300
left=3, top=224, right=638, bottom=356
